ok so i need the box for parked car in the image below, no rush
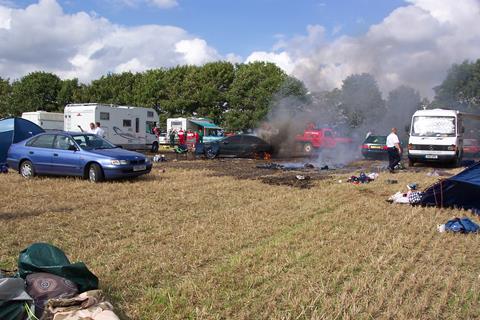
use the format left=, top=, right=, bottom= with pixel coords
left=463, top=138, right=480, bottom=158
left=204, top=134, right=273, bottom=158
left=158, top=131, right=169, bottom=145
left=7, top=132, right=152, bottom=182
left=361, top=135, right=388, bottom=159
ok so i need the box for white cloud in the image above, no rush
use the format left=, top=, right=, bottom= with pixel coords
left=148, top=0, right=178, bottom=9
left=175, top=38, right=221, bottom=65
left=245, top=51, right=295, bottom=74
left=253, top=0, right=480, bottom=97
left=0, top=0, right=219, bottom=81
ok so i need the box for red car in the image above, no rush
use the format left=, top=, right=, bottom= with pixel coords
left=463, top=139, right=480, bottom=158
left=295, top=125, right=352, bottom=154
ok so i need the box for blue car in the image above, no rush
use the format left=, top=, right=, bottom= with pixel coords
left=7, top=132, right=152, bottom=182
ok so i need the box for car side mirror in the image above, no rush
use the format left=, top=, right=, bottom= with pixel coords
left=223, top=141, right=229, bottom=144
left=68, top=145, right=78, bottom=151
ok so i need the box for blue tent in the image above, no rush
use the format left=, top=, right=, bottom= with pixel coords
left=419, top=162, right=480, bottom=213
left=0, top=117, right=44, bottom=165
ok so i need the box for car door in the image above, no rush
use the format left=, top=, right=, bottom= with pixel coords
left=25, top=134, right=56, bottom=174
left=219, top=136, right=243, bottom=156
left=51, top=135, right=82, bottom=176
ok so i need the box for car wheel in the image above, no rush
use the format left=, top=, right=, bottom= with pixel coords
left=303, top=143, right=313, bottom=154
left=408, top=158, right=415, bottom=167
left=88, top=163, right=104, bottom=183
left=205, top=147, right=217, bottom=159
left=151, top=142, right=159, bottom=153
left=20, top=160, right=35, bottom=179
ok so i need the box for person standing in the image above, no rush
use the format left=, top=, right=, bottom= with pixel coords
left=95, top=122, right=105, bottom=138
left=178, top=128, right=185, bottom=146
left=78, top=122, right=96, bottom=134
left=198, top=128, right=204, bottom=144
left=386, top=127, right=402, bottom=173
left=169, top=129, right=176, bottom=147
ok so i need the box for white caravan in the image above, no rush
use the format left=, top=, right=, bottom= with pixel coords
left=408, top=108, right=480, bottom=166
left=21, top=111, right=64, bottom=130
left=64, top=103, right=160, bottom=151
left=167, top=117, right=224, bottom=143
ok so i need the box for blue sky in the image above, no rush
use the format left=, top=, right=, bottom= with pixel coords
left=14, top=0, right=406, bottom=57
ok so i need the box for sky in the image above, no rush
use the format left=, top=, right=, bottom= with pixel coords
left=1, top=0, right=480, bottom=97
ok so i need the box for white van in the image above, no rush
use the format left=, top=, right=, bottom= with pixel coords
left=21, top=111, right=64, bottom=130
left=408, top=108, right=480, bottom=166
left=64, top=103, right=160, bottom=151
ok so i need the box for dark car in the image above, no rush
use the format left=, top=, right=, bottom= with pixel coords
left=464, top=138, right=480, bottom=158
left=361, top=135, right=388, bottom=159
left=205, top=134, right=273, bottom=158
left=7, top=132, right=152, bottom=182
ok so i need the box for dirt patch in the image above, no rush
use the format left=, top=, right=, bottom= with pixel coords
left=0, top=206, right=74, bottom=221
left=156, top=158, right=335, bottom=188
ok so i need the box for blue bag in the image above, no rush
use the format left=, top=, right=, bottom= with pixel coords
left=444, top=217, right=479, bottom=233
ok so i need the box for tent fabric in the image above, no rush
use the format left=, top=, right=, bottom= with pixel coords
left=18, top=243, right=99, bottom=293
left=0, top=278, right=33, bottom=320
left=419, top=162, right=480, bottom=213
left=189, top=119, right=222, bottom=129
left=0, top=117, right=44, bottom=164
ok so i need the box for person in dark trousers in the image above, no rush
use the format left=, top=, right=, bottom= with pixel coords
left=169, top=129, right=176, bottom=147
left=386, top=127, right=402, bottom=173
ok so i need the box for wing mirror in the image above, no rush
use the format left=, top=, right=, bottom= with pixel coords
left=223, top=141, right=229, bottom=144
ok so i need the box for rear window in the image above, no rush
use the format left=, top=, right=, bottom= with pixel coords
left=28, top=134, right=55, bottom=148
left=365, top=136, right=386, bottom=144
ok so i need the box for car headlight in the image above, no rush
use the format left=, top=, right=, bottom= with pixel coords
left=111, top=160, right=129, bottom=165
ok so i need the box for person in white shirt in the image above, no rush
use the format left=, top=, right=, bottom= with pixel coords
left=386, top=127, right=402, bottom=173
left=95, top=122, right=105, bottom=138
left=78, top=122, right=96, bottom=134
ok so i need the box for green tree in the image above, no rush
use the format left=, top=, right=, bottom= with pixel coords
left=226, top=62, right=288, bottom=131
left=434, top=59, right=480, bottom=111
left=9, top=71, right=62, bottom=115
left=0, top=77, right=12, bottom=118
left=339, top=73, right=385, bottom=128
left=57, top=78, right=81, bottom=109
left=87, top=72, right=139, bottom=105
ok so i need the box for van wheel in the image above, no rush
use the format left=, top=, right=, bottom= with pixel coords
left=20, top=160, right=35, bottom=179
left=88, top=163, right=104, bottom=183
left=303, top=143, right=313, bottom=154
left=451, top=155, right=462, bottom=168
left=151, top=142, right=159, bottom=153
left=408, top=158, right=415, bottom=167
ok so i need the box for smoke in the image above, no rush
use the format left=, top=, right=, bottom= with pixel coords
left=258, top=78, right=423, bottom=166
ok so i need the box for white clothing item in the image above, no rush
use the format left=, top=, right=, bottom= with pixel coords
left=95, top=127, right=105, bottom=137
left=386, top=132, right=400, bottom=148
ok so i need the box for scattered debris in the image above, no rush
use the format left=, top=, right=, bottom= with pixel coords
left=438, top=217, right=479, bottom=233
left=386, top=179, right=398, bottom=184
left=295, top=175, right=311, bottom=180
left=153, top=154, right=167, bottom=162
left=320, top=165, right=329, bottom=170
left=387, top=185, right=423, bottom=204
left=0, top=164, right=8, bottom=174
left=426, top=169, right=450, bottom=177
left=347, top=172, right=378, bottom=184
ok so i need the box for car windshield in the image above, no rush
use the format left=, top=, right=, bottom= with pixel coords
left=364, top=136, right=386, bottom=144
left=72, top=134, right=117, bottom=150
left=411, top=116, right=456, bottom=137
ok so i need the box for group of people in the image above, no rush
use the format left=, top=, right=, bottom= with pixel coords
left=168, top=128, right=203, bottom=148
left=77, top=122, right=105, bottom=138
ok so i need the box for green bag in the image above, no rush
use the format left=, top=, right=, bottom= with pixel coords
left=18, top=243, right=98, bottom=293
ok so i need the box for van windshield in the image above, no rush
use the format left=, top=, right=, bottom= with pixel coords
left=411, top=116, right=456, bottom=137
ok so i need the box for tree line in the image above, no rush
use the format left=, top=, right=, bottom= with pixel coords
left=0, top=59, right=479, bottom=132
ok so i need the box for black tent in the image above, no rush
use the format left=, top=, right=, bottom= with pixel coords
left=0, top=117, right=44, bottom=165
left=419, top=162, right=480, bottom=213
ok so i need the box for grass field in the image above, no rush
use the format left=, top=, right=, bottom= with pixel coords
left=1, top=159, right=480, bottom=319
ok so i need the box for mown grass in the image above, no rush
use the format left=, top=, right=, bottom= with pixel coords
left=1, top=161, right=480, bottom=319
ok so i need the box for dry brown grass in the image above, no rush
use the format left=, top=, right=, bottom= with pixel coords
left=1, top=160, right=480, bottom=319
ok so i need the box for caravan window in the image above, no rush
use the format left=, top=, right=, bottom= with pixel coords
left=147, top=111, right=154, bottom=118
left=123, top=120, right=132, bottom=127
left=28, top=134, right=55, bottom=148
left=100, top=112, right=110, bottom=120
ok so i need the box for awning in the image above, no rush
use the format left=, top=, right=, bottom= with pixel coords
left=190, top=120, right=222, bottom=129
